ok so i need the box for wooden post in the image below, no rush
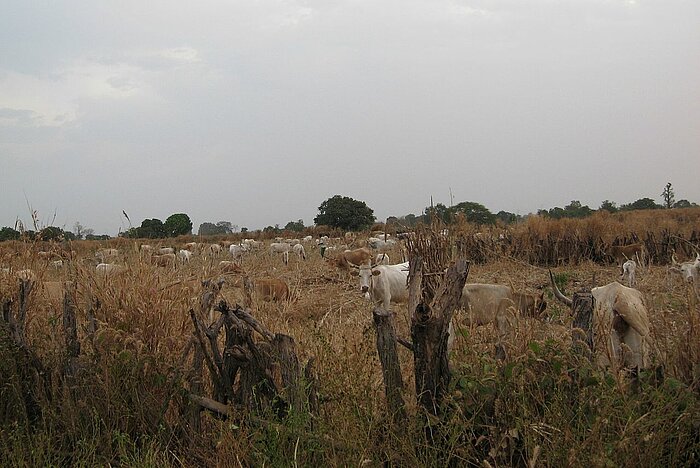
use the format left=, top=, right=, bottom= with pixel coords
left=63, top=289, right=80, bottom=378
left=373, top=307, right=406, bottom=425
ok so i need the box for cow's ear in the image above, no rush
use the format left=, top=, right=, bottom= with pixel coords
left=351, top=270, right=359, bottom=276
left=372, top=270, right=381, bottom=276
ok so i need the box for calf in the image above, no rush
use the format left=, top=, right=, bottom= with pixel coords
left=244, top=277, right=291, bottom=302
left=620, top=260, right=637, bottom=287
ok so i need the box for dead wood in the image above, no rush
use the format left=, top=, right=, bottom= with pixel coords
left=373, top=307, right=407, bottom=425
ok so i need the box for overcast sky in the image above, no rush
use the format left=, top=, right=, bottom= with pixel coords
left=2, top=0, right=699, bottom=235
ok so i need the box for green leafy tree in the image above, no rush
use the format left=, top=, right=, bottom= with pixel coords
left=450, top=201, right=496, bottom=225
left=216, top=221, right=234, bottom=234
left=138, top=218, right=166, bottom=238
left=673, top=199, right=696, bottom=208
left=620, top=198, right=662, bottom=211
left=599, top=200, right=618, bottom=213
left=199, top=222, right=223, bottom=236
left=496, top=210, right=520, bottom=224
left=661, top=182, right=675, bottom=209
left=284, top=219, right=305, bottom=232
left=39, top=226, right=64, bottom=241
left=0, top=227, right=20, bottom=241
left=314, top=195, right=375, bottom=231
left=164, top=213, right=192, bottom=237
left=564, top=200, right=593, bottom=218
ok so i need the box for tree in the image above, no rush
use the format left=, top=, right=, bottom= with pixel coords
left=599, top=200, right=618, bottom=213
left=216, top=221, right=234, bottom=234
left=284, top=219, right=305, bottom=232
left=164, top=213, right=193, bottom=237
left=314, top=195, right=375, bottom=231
left=138, top=218, right=166, bottom=238
left=39, top=226, right=64, bottom=241
left=451, top=201, right=496, bottom=225
left=424, top=203, right=451, bottom=224
left=0, top=227, right=20, bottom=241
left=673, top=199, right=697, bottom=208
left=661, top=182, right=675, bottom=209
left=564, top=200, right=593, bottom=218
left=496, top=210, right=520, bottom=224
left=620, top=198, right=662, bottom=211
left=199, top=222, right=221, bottom=236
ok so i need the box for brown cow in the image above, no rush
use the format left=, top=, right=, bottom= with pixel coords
left=608, top=243, right=646, bottom=269
left=219, top=260, right=244, bottom=274
left=327, top=248, right=373, bottom=271
left=244, top=277, right=290, bottom=302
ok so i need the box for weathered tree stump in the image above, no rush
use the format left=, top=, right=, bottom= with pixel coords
left=412, top=258, right=470, bottom=417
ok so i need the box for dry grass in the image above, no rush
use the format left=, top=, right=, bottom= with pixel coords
left=1, top=211, right=699, bottom=466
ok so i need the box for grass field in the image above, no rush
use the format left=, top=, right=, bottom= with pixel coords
left=1, top=209, right=699, bottom=466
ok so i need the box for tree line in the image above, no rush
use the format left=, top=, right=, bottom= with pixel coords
left=1, top=183, right=696, bottom=242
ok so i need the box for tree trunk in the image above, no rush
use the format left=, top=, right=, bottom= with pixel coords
left=411, top=259, right=469, bottom=417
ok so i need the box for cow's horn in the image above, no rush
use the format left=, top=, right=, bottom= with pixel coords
left=549, top=270, right=573, bottom=307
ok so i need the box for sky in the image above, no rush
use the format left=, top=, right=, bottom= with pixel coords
left=1, top=0, right=699, bottom=235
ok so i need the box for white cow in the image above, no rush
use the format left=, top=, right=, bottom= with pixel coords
left=292, top=243, right=306, bottom=260
left=669, top=253, right=700, bottom=299
left=550, top=272, right=650, bottom=369
left=270, top=242, right=291, bottom=265
left=355, top=261, right=409, bottom=310
left=229, top=244, right=247, bottom=260
left=178, top=249, right=193, bottom=263
left=208, top=244, right=222, bottom=257
left=158, top=247, right=175, bottom=255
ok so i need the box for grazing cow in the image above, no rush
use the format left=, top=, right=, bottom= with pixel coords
left=354, top=261, right=409, bottom=310
left=95, top=248, right=119, bottom=262
left=550, top=271, right=650, bottom=369
left=620, top=260, right=637, bottom=287
left=229, top=244, right=247, bottom=260
left=178, top=249, right=193, bottom=263
left=151, top=253, right=177, bottom=268
left=158, top=247, right=175, bottom=255
left=329, top=248, right=373, bottom=271
left=292, top=243, right=306, bottom=260
left=96, top=263, right=125, bottom=276
left=460, top=284, right=547, bottom=329
left=375, top=253, right=390, bottom=265
left=608, top=243, right=646, bottom=269
left=302, top=235, right=313, bottom=243
left=270, top=242, right=291, bottom=265
left=243, top=277, right=291, bottom=302
left=140, top=244, right=153, bottom=254
left=669, top=253, right=700, bottom=299
left=208, top=244, right=222, bottom=257
left=219, top=260, right=244, bottom=274
left=183, top=242, right=198, bottom=252
left=50, top=260, right=64, bottom=269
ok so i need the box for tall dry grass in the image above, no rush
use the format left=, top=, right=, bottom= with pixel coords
left=1, top=211, right=699, bottom=465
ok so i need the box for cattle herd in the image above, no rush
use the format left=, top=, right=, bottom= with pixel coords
left=1, top=229, right=700, bottom=374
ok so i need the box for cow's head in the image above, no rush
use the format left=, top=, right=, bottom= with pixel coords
left=670, top=254, right=700, bottom=283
